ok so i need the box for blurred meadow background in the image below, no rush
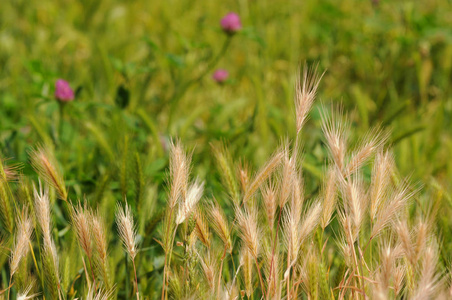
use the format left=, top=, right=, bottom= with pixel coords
left=0, top=0, right=452, bottom=298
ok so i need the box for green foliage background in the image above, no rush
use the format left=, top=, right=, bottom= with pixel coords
left=0, top=0, right=451, bottom=298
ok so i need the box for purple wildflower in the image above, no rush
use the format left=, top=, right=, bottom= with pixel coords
left=55, top=79, right=74, bottom=102
left=220, top=13, right=242, bottom=34
left=212, top=69, right=229, bottom=84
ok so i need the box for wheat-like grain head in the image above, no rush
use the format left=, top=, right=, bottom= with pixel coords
left=209, top=202, right=232, bottom=252
left=168, top=140, right=192, bottom=208
left=116, top=203, right=137, bottom=260
left=30, top=146, right=67, bottom=201
left=10, top=209, right=33, bottom=277
left=236, top=206, right=260, bottom=259
left=33, top=183, right=52, bottom=244
left=295, top=63, right=324, bottom=134
left=176, top=179, right=204, bottom=224
left=73, top=203, right=93, bottom=259
left=321, top=107, right=349, bottom=172
left=320, top=166, right=338, bottom=230
left=194, top=209, right=211, bottom=248
left=370, top=150, right=394, bottom=220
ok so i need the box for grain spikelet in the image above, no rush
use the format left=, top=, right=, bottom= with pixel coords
left=176, top=179, right=204, bottom=224
left=371, top=180, right=416, bottom=239
left=412, top=243, right=441, bottom=299
left=240, top=247, right=253, bottom=297
left=236, top=206, right=260, bottom=259
left=341, top=176, right=367, bottom=241
left=370, top=150, right=394, bottom=220
left=279, top=147, right=294, bottom=208
left=10, top=210, right=33, bottom=277
left=321, top=107, right=348, bottom=172
left=321, top=167, right=338, bottom=229
left=298, top=201, right=322, bottom=243
left=295, top=63, right=324, bottom=134
left=198, top=249, right=217, bottom=291
left=168, top=140, right=191, bottom=208
left=33, top=183, right=52, bottom=243
left=30, top=146, right=67, bottom=201
left=194, top=209, right=211, bottom=248
left=208, top=202, right=232, bottom=252
left=73, top=203, right=93, bottom=259
left=345, top=127, right=389, bottom=177
left=17, top=280, right=40, bottom=300
left=243, top=150, right=283, bottom=203
left=116, top=203, right=137, bottom=259
left=91, top=211, right=111, bottom=289
left=261, top=181, right=278, bottom=232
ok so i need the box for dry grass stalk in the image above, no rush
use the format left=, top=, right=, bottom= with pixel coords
left=298, top=201, right=322, bottom=244
left=294, top=63, right=324, bottom=134
left=412, top=244, right=441, bottom=299
left=321, top=167, right=338, bottom=230
left=341, top=176, right=367, bottom=242
left=73, top=203, right=93, bottom=260
left=0, top=157, right=21, bottom=182
left=33, top=183, right=60, bottom=297
left=209, top=202, right=232, bottom=252
left=116, top=203, right=137, bottom=260
left=33, top=183, right=52, bottom=242
left=199, top=249, right=217, bottom=292
left=279, top=147, right=294, bottom=208
left=371, top=181, right=415, bottom=239
left=194, top=209, right=211, bottom=248
left=370, top=150, right=394, bottom=220
left=344, top=128, right=389, bottom=178
left=91, top=211, right=111, bottom=289
left=85, top=283, right=115, bottom=300
left=243, top=150, right=283, bottom=203
left=240, top=247, right=253, bottom=298
left=321, top=107, right=348, bottom=172
left=116, top=203, right=139, bottom=298
left=168, top=140, right=191, bottom=208
left=236, top=206, right=259, bottom=259
left=261, top=181, right=278, bottom=233
left=176, top=179, right=204, bottom=224
left=17, top=280, right=40, bottom=300
left=237, top=161, right=250, bottom=195
left=30, top=146, right=67, bottom=201
left=10, top=210, right=33, bottom=278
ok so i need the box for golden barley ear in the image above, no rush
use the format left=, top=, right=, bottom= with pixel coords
left=194, top=209, right=211, bottom=248
left=320, top=106, right=349, bottom=173
left=235, top=205, right=260, bottom=259
left=208, top=201, right=232, bottom=252
left=243, top=150, right=284, bottom=204
left=116, top=202, right=137, bottom=260
left=295, top=63, right=324, bottom=134
left=344, top=126, right=390, bottom=178
left=176, top=178, right=204, bottom=225
left=168, top=139, right=192, bottom=208
left=90, top=211, right=111, bottom=290
left=10, top=209, right=33, bottom=279
left=29, top=146, right=68, bottom=201
left=320, top=166, right=338, bottom=230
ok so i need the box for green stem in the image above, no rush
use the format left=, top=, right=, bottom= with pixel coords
left=58, top=102, right=66, bottom=145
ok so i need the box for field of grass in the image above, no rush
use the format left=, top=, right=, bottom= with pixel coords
left=1, top=0, right=452, bottom=299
